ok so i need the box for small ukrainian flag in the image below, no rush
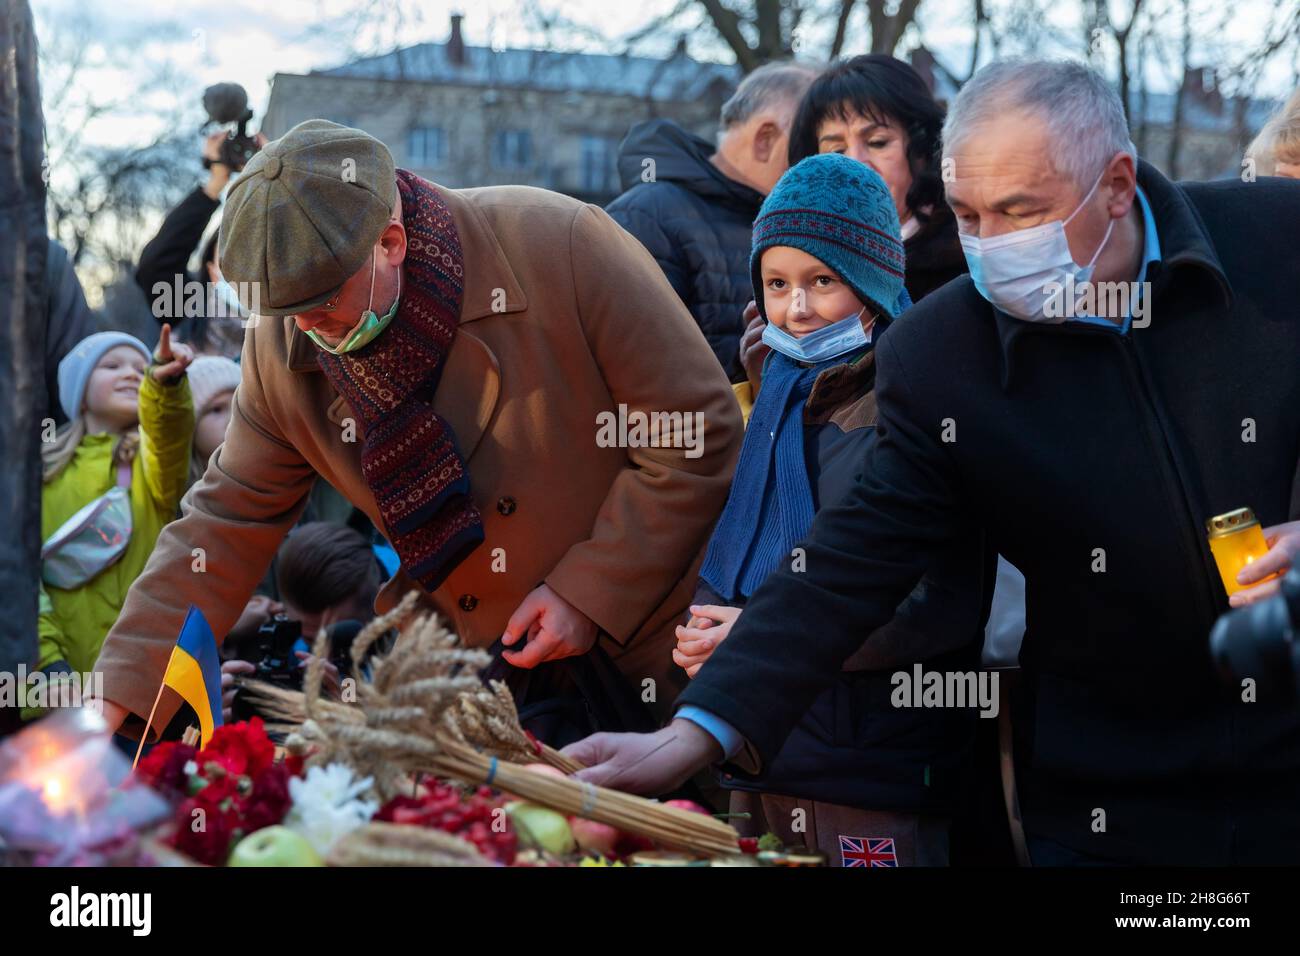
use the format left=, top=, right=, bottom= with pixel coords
left=159, top=605, right=224, bottom=748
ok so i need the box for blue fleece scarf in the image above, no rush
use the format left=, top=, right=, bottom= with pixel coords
left=700, top=351, right=848, bottom=602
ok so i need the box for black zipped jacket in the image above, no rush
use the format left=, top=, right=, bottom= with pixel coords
left=678, top=162, right=1300, bottom=864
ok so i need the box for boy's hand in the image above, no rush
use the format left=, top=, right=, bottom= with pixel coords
left=674, top=604, right=742, bottom=678
left=1231, top=520, right=1300, bottom=607
left=151, top=324, right=195, bottom=381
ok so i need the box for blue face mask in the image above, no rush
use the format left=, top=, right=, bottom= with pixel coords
left=761, top=306, right=873, bottom=363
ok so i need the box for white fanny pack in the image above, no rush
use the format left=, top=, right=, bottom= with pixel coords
left=41, top=459, right=134, bottom=589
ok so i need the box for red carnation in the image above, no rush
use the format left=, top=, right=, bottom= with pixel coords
left=200, top=718, right=275, bottom=778
left=241, top=763, right=293, bottom=832
left=195, top=771, right=240, bottom=809
left=134, top=741, right=197, bottom=799
left=282, top=749, right=309, bottom=778
left=170, top=794, right=236, bottom=866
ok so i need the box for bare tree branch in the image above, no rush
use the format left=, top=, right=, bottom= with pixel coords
left=829, top=0, right=855, bottom=58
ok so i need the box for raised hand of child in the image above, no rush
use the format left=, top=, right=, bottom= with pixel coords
left=151, top=323, right=195, bottom=382
left=673, top=604, right=742, bottom=678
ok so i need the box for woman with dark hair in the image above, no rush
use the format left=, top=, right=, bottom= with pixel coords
left=735, top=56, right=967, bottom=409
left=787, top=54, right=965, bottom=302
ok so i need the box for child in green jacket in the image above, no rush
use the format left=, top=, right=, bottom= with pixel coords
left=38, top=325, right=195, bottom=681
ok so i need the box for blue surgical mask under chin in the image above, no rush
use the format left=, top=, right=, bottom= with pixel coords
left=958, top=168, right=1115, bottom=323
left=761, top=307, right=872, bottom=364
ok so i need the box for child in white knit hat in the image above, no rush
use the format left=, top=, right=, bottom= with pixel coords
left=186, top=355, right=243, bottom=486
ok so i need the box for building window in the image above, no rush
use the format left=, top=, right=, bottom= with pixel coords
left=493, top=129, right=532, bottom=169
left=408, top=127, right=447, bottom=167
left=580, top=135, right=616, bottom=193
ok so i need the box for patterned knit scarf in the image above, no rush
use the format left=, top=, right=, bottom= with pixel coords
left=699, top=351, right=847, bottom=602
left=315, top=169, right=484, bottom=592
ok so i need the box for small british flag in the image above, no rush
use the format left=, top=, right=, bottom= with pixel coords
left=840, top=836, right=898, bottom=867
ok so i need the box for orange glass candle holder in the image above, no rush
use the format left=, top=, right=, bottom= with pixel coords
left=1206, top=507, right=1278, bottom=596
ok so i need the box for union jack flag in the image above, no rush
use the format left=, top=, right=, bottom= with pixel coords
left=840, top=836, right=898, bottom=867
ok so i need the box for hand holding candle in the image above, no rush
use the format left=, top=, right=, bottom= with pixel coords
left=1230, top=519, right=1300, bottom=607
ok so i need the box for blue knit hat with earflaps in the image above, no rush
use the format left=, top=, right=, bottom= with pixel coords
left=750, top=152, right=911, bottom=322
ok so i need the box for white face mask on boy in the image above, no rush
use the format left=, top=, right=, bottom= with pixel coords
left=761, top=305, right=872, bottom=363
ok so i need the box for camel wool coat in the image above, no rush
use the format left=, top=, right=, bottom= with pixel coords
left=96, top=180, right=743, bottom=738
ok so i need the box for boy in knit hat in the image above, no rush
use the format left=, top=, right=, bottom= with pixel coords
left=675, top=154, right=988, bottom=865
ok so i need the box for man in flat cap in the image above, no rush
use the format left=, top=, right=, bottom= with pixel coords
left=91, top=120, right=743, bottom=740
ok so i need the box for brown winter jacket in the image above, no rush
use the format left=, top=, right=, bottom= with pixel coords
left=96, top=180, right=743, bottom=739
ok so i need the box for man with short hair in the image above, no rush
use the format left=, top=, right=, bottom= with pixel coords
left=567, top=59, right=1300, bottom=866
left=92, top=120, right=743, bottom=739
left=607, top=61, right=819, bottom=381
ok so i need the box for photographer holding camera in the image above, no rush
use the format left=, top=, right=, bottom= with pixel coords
left=134, top=86, right=266, bottom=359
left=219, top=522, right=386, bottom=721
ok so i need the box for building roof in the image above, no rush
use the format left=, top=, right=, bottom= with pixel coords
left=1129, top=89, right=1277, bottom=133
left=315, top=42, right=741, bottom=103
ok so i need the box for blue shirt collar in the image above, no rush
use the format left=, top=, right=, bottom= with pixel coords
left=1068, top=184, right=1161, bottom=334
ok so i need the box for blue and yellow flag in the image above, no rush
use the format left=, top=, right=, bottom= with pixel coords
left=161, top=605, right=224, bottom=747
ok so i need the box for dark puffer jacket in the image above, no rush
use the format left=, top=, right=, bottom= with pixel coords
left=606, top=120, right=764, bottom=383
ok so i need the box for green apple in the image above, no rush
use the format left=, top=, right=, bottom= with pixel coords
left=227, top=826, right=324, bottom=867
left=505, top=801, right=575, bottom=856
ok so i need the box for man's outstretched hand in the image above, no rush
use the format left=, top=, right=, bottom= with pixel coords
left=83, top=696, right=129, bottom=734
left=561, top=719, right=723, bottom=796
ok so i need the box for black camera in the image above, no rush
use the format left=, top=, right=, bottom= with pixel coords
left=1209, top=566, right=1300, bottom=704
left=230, top=614, right=302, bottom=723
left=202, top=82, right=260, bottom=172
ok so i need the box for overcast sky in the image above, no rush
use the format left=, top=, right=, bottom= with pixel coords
left=35, top=0, right=1297, bottom=153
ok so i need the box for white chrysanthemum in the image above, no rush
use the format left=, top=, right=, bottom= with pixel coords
left=284, top=763, right=378, bottom=856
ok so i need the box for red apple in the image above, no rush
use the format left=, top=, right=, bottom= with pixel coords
left=522, top=762, right=567, bottom=779
left=569, top=817, right=621, bottom=857
left=663, top=799, right=711, bottom=815
left=502, top=762, right=568, bottom=801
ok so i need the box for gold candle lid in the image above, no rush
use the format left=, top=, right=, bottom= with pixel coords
left=1206, top=507, right=1259, bottom=538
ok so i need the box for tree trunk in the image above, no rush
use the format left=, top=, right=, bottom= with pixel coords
left=0, top=0, right=48, bottom=738
left=830, top=0, right=855, bottom=59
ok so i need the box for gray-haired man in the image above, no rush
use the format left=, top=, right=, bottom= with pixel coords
left=567, top=58, right=1300, bottom=866
left=607, top=61, right=819, bottom=382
